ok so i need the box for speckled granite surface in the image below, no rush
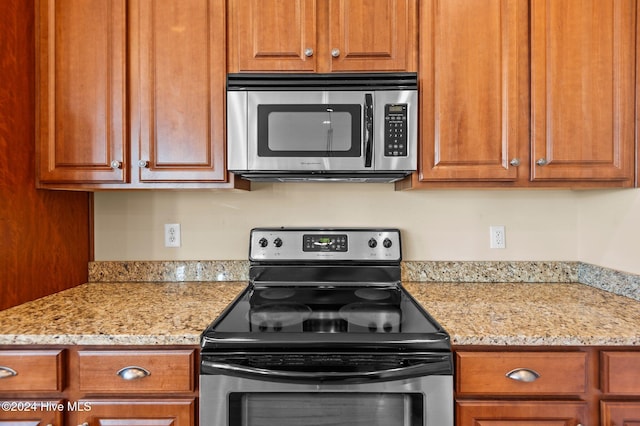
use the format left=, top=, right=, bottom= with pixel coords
left=88, top=260, right=639, bottom=301
left=89, top=261, right=249, bottom=282
left=0, top=280, right=638, bottom=346
left=0, top=282, right=246, bottom=345
left=403, top=282, right=640, bottom=346
left=401, top=261, right=579, bottom=283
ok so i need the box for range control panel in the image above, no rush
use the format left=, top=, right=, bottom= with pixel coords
left=250, top=228, right=401, bottom=262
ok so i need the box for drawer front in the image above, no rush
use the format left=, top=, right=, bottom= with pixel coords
left=78, top=350, right=195, bottom=393
left=456, top=351, right=587, bottom=395
left=0, top=350, right=63, bottom=392
left=601, top=351, right=640, bottom=394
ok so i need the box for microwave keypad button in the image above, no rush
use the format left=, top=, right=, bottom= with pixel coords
left=384, top=105, right=408, bottom=157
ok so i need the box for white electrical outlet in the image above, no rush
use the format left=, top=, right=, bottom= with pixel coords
left=490, top=225, right=506, bottom=249
left=164, top=223, right=181, bottom=248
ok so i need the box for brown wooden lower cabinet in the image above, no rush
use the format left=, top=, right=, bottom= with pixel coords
left=0, top=346, right=198, bottom=426
left=69, top=399, right=195, bottom=426
left=454, top=347, right=640, bottom=426
left=456, top=400, right=588, bottom=425
left=0, top=400, right=64, bottom=425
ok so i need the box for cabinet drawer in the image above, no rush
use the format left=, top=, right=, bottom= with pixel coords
left=0, top=350, right=63, bottom=392
left=456, top=351, right=587, bottom=395
left=78, top=349, right=195, bottom=393
left=601, top=351, right=640, bottom=394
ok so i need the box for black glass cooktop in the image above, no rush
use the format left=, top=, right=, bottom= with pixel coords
left=201, top=284, right=451, bottom=352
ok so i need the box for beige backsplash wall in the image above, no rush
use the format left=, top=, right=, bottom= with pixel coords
left=576, top=189, right=640, bottom=275
left=95, top=185, right=582, bottom=262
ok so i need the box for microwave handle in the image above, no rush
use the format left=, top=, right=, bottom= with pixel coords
left=364, top=93, right=373, bottom=168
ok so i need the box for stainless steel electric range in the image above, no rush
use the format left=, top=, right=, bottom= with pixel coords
left=200, top=228, right=453, bottom=426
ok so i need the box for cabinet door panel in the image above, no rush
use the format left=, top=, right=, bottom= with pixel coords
left=72, top=400, right=194, bottom=426
left=232, top=0, right=317, bottom=71
left=133, top=0, right=226, bottom=182
left=37, top=0, right=127, bottom=183
left=419, top=0, right=526, bottom=182
left=456, top=351, right=587, bottom=395
left=457, top=401, right=588, bottom=426
left=530, top=0, right=635, bottom=182
left=601, top=351, right=640, bottom=394
left=601, top=401, right=640, bottom=426
left=329, top=0, right=411, bottom=72
left=0, top=350, right=63, bottom=392
left=0, top=400, right=63, bottom=426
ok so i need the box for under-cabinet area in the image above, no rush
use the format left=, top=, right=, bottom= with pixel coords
left=0, top=347, right=197, bottom=426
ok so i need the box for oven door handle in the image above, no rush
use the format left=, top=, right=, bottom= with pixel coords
left=201, top=358, right=451, bottom=385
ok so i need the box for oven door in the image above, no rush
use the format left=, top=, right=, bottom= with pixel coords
left=246, top=91, right=372, bottom=171
left=200, top=354, right=453, bottom=426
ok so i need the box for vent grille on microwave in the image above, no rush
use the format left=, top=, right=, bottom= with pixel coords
left=227, top=72, right=418, bottom=91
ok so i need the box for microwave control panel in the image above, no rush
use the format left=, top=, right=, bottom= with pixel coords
left=384, top=104, right=408, bottom=157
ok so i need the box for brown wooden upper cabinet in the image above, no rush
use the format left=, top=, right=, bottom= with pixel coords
left=36, top=0, right=230, bottom=189
left=227, top=0, right=418, bottom=73
left=408, top=0, right=637, bottom=189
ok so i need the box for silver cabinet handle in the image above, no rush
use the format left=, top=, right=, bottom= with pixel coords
left=536, top=158, right=548, bottom=166
left=331, top=48, right=340, bottom=58
left=304, top=48, right=314, bottom=57
left=79, top=423, right=89, bottom=426
left=0, top=366, right=17, bottom=379
left=509, top=158, right=520, bottom=167
left=138, top=160, right=149, bottom=168
left=117, top=366, right=151, bottom=380
left=506, top=368, right=540, bottom=382
left=110, top=160, right=122, bottom=169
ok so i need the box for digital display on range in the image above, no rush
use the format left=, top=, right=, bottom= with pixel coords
left=303, top=234, right=348, bottom=252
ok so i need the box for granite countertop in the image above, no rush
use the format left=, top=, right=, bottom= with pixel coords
left=0, top=281, right=638, bottom=346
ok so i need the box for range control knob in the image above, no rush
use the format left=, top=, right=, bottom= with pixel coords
left=383, top=238, right=393, bottom=248
left=258, top=238, right=268, bottom=248
left=368, top=238, right=377, bottom=248
left=274, top=238, right=283, bottom=248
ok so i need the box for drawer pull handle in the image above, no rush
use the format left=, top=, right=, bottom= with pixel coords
left=506, top=368, right=540, bottom=382
left=0, top=366, right=17, bottom=379
left=117, top=366, right=151, bottom=380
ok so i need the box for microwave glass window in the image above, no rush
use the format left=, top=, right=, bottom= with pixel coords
left=269, top=111, right=351, bottom=152
left=258, top=105, right=361, bottom=157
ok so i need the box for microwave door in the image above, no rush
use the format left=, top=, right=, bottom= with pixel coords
left=247, top=91, right=368, bottom=172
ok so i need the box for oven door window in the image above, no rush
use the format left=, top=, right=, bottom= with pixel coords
left=257, top=104, right=362, bottom=157
left=229, top=392, right=422, bottom=426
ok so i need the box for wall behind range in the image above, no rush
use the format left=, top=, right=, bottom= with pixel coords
left=94, top=185, right=584, bottom=263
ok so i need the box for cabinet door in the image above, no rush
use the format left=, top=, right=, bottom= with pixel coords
left=36, top=0, right=127, bottom=184
left=601, top=401, right=640, bottom=426
left=0, top=400, right=63, bottom=426
left=131, top=0, right=227, bottom=182
left=328, top=0, right=415, bottom=72
left=419, top=0, right=527, bottom=182
left=457, top=401, right=588, bottom=425
left=71, top=399, right=194, bottom=426
left=230, top=0, right=317, bottom=72
left=530, top=0, right=636, bottom=183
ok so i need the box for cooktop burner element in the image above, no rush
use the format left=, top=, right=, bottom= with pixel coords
left=201, top=228, right=451, bottom=352
left=249, top=303, right=311, bottom=332
left=355, top=288, right=392, bottom=301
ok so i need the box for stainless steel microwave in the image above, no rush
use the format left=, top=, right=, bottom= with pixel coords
left=227, top=73, right=418, bottom=183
